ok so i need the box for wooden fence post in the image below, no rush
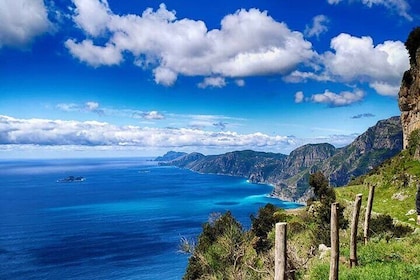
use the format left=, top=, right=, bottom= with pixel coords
left=275, top=222, right=287, bottom=280
left=350, top=194, right=363, bottom=268
left=364, top=184, right=375, bottom=245
left=329, top=203, right=339, bottom=280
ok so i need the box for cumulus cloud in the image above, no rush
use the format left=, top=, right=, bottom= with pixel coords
left=369, top=81, right=401, bottom=96
left=327, top=0, right=412, bottom=21
left=0, top=115, right=296, bottom=150
left=71, top=0, right=111, bottom=36
left=65, top=1, right=314, bottom=86
left=0, top=0, right=52, bottom=48
left=310, top=89, right=365, bottom=107
left=304, top=15, right=329, bottom=38
left=294, top=91, right=305, bottom=103
left=287, top=33, right=408, bottom=96
left=198, top=77, right=226, bottom=88
left=65, top=39, right=123, bottom=67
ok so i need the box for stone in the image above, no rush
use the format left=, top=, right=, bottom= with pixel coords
left=406, top=209, right=417, bottom=215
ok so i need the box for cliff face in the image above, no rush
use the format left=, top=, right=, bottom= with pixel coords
left=399, top=40, right=420, bottom=148
left=160, top=117, right=402, bottom=202
left=320, top=116, right=402, bottom=186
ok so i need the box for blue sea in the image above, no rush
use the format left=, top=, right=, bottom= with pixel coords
left=0, top=158, right=302, bottom=280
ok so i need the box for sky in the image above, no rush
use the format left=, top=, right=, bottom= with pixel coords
left=0, top=0, right=419, bottom=158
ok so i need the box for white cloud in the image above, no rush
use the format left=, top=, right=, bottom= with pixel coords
left=0, top=0, right=52, bottom=48
left=65, top=39, right=123, bottom=67
left=304, top=15, right=329, bottom=38
left=294, top=91, right=305, bottom=103
left=310, top=89, right=365, bottom=107
left=327, top=0, right=412, bottom=21
left=142, top=111, right=165, bottom=120
left=85, top=101, right=99, bottom=111
left=56, top=103, right=79, bottom=112
left=369, top=81, right=400, bottom=96
left=66, top=1, right=314, bottom=86
left=0, top=115, right=295, bottom=150
left=284, top=70, right=332, bottom=83
left=321, top=33, right=408, bottom=96
left=153, top=67, right=178, bottom=87
left=198, top=77, right=226, bottom=88
left=235, top=79, right=245, bottom=87
left=56, top=102, right=167, bottom=120
left=0, top=114, right=362, bottom=156
left=71, top=0, right=111, bottom=36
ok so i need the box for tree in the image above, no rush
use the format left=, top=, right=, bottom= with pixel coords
left=405, top=27, right=420, bottom=65
left=251, top=203, right=287, bottom=253
left=309, top=171, right=336, bottom=205
left=307, top=171, right=347, bottom=245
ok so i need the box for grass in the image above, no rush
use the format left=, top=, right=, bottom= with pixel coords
left=304, top=151, right=420, bottom=279
left=308, top=236, right=420, bottom=280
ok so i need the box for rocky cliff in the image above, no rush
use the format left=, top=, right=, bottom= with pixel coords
left=399, top=27, right=420, bottom=148
left=159, top=117, right=402, bottom=202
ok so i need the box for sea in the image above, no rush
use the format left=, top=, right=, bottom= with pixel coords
left=0, top=158, right=302, bottom=280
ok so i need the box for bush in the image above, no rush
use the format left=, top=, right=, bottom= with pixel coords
left=183, top=211, right=245, bottom=279
left=370, top=214, right=413, bottom=240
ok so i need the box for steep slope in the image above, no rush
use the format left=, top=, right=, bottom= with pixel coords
left=321, top=116, right=403, bottom=186
left=399, top=27, right=420, bottom=148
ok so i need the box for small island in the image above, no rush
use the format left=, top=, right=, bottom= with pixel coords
left=56, top=176, right=86, bottom=183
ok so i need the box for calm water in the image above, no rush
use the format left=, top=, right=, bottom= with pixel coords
left=0, top=158, right=301, bottom=279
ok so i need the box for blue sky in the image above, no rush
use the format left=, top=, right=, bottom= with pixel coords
left=0, top=0, right=419, bottom=158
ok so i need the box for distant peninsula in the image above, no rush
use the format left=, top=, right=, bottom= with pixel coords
left=154, top=151, right=188, bottom=162
left=156, top=116, right=402, bottom=203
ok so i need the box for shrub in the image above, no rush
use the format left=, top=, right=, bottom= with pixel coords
left=370, top=214, right=413, bottom=240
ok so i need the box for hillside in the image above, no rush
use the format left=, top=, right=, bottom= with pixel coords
left=181, top=149, right=420, bottom=280
left=159, top=116, right=402, bottom=202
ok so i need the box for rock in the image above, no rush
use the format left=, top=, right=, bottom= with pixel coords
left=318, top=244, right=330, bottom=259
left=406, top=209, right=417, bottom=215
left=392, top=192, right=409, bottom=201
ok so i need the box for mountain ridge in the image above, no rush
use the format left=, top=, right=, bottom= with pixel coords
left=158, top=116, right=402, bottom=202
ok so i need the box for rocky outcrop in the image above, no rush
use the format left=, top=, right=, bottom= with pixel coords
left=160, top=117, right=402, bottom=202
left=399, top=28, right=420, bottom=148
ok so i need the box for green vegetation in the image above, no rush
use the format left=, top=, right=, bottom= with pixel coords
left=182, top=149, right=420, bottom=279
left=408, top=129, right=420, bottom=157
left=405, top=26, right=420, bottom=65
